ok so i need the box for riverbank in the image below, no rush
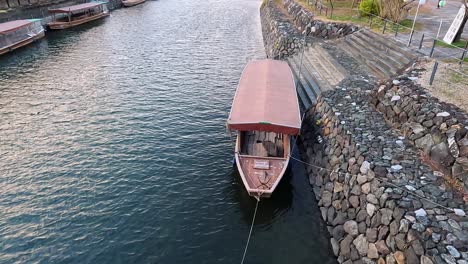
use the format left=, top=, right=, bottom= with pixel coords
left=260, top=0, right=468, bottom=263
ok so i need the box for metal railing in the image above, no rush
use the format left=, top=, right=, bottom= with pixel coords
left=307, top=2, right=467, bottom=87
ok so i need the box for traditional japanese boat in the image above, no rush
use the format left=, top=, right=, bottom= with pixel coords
left=47, top=2, right=109, bottom=30
left=227, top=59, right=301, bottom=199
left=0, top=19, right=45, bottom=56
left=122, top=0, right=145, bottom=7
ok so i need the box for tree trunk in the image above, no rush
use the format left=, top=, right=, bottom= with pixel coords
left=453, top=12, right=468, bottom=43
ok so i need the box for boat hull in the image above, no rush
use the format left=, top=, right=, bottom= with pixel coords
left=234, top=132, right=290, bottom=199
left=48, top=12, right=109, bottom=30
left=0, top=29, right=45, bottom=56
left=122, top=0, right=146, bottom=7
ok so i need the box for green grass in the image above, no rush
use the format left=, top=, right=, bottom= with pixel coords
left=436, top=40, right=468, bottom=49
left=323, top=11, right=415, bottom=33
left=450, top=71, right=466, bottom=83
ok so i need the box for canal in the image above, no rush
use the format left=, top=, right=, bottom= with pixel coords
left=0, top=0, right=335, bottom=263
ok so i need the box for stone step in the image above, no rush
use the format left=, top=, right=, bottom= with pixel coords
left=296, top=81, right=312, bottom=110
left=357, top=31, right=414, bottom=68
left=304, top=49, right=339, bottom=87
left=308, top=44, right=348, bottom=85
left=300, top=51, right=334, bottom=91
left=343, top=37, right=393, bottom=78
left=353, top=32, right=410, bottom=70
left=346, top=33, right=400, bottom=74
left=287, top=56, right=318, bottom=105
left=361, top=30, right=418, bottom=61
left=341, top=38, right=391, bottom=79
left=288, top=55, right=321, bottom=99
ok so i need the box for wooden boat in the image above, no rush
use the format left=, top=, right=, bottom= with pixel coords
left=47, top=2, right=109, bottom=30
left=0, top=19, right=45, bottom=56
left=227, top=59, right=301, bottom=199
left=122, top=0, right=146, bottom=7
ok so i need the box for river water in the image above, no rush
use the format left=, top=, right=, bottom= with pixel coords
left=0, top=0, right=335, bottom=263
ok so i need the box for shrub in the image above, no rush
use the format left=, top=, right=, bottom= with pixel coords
left=359, top=0, right=379, bottom=16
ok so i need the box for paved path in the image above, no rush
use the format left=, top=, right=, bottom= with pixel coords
left=413, top=0, right=468, bottom=40
left=386, top=0, right=467, bottom=60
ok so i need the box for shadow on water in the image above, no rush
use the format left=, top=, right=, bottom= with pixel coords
left=230, top=141, right=336, bottom=264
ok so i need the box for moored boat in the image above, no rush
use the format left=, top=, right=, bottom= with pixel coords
left=122, top=0, right=146, bottom=7
left=227, top=59, right=301, bottom=199
left=0, top=19, right=45, bottom=56
left=47, top=2, right=109, bottom=30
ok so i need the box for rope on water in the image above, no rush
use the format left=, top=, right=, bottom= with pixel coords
left=240, top=196, right=260, bottom=264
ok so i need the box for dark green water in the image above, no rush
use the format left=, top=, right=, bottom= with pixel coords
left=0, top=0, right=335, bottom=263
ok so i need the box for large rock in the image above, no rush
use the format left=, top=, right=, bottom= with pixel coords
left=344, top=220, right=359, bottom=237
left=340, top=235, right=354, bottom=258
left=0, top=0, right=10, bottom=9
left=430, top=142, right=455, bottom=167
left=321, top=191, right=333, bottom=207
left=360, top=161, right=371, bottom=174
left=349, top=195, right=360, bottom=208
left=420, top=255, right=434, bottom=264
left=366, top=228, right=378, bottom=243
left=394, top=251, right=405, bottom=264
left=367, top=203, right=376, bottom=217
left=332, top=225, right=345, bottom=240
left=330, top=237, right=339, bottom=256
left=415, top=134, right=434, bottom=153
left=375, top=240, right=391, bottom=255
left=380, top=208, right=393, bottom=225
left=368, top=243, right=379, bottom=259
left=405, top=246, right=419, bottom=264
left=353, top=234, right=369, bottom=256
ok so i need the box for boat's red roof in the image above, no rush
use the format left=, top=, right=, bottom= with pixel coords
left=227, top=59, right=301, bottom=135
left=0, top=20, right=32, bottom=34
left=49, top=2, right=105, bottom=13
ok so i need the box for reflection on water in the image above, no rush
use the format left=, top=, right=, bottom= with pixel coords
left=0, top=0, right=335, bottom=263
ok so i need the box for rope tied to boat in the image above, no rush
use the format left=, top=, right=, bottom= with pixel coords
left=240, top=192, right=262, bottom=264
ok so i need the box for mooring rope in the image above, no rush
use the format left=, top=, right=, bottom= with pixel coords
left=240, top=195, right=261, bottom=264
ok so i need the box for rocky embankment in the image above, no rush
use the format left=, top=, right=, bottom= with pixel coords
left=259, top=0, right=468, bottom=263
left=260, top=0, right=357, bottom=59
left=371, top=77, right=468, bottom=193
left=299, top=73, right=467, bottom=264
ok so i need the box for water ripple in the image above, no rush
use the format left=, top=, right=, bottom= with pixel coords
left=0, top=0, right=335, bottom=263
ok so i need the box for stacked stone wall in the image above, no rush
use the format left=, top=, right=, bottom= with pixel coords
left=371, top=76, right=468, bottom=193
left=259, top=0, right=357, bottom=59
left=260, top=0, right=302, bottom=59
left=298, top=76, right=468, bottom=263
left=282, top=0, right=357, bottom=38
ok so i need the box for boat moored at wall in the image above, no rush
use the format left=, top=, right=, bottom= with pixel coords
left=47, top=2, right=109, bottom=30
left=0, top=19, right=45, bottom=56
left=227, top=59, right=301, bottom=199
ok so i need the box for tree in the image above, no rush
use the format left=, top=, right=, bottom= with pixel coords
left=377, top=0, right=417, bottom=23
left=453, top=0, right=468, bottom=42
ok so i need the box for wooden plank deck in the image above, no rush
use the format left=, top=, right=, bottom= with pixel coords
left=241, top=131, right=284, bottom=157
left=238, top=156, right=286, bottom=190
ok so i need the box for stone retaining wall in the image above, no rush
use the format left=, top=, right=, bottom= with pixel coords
left=371, top=76, right=468, bottom=193
left=298, top=76, right=468, bottom=263
left=282, top=0, right=357, bottom=38
left=260, top=0, right=302, bottom=59
left=259, top=0, right=357, bottom=59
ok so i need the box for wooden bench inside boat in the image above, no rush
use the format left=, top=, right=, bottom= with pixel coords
left=240, top=131, right=285, bottom=158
